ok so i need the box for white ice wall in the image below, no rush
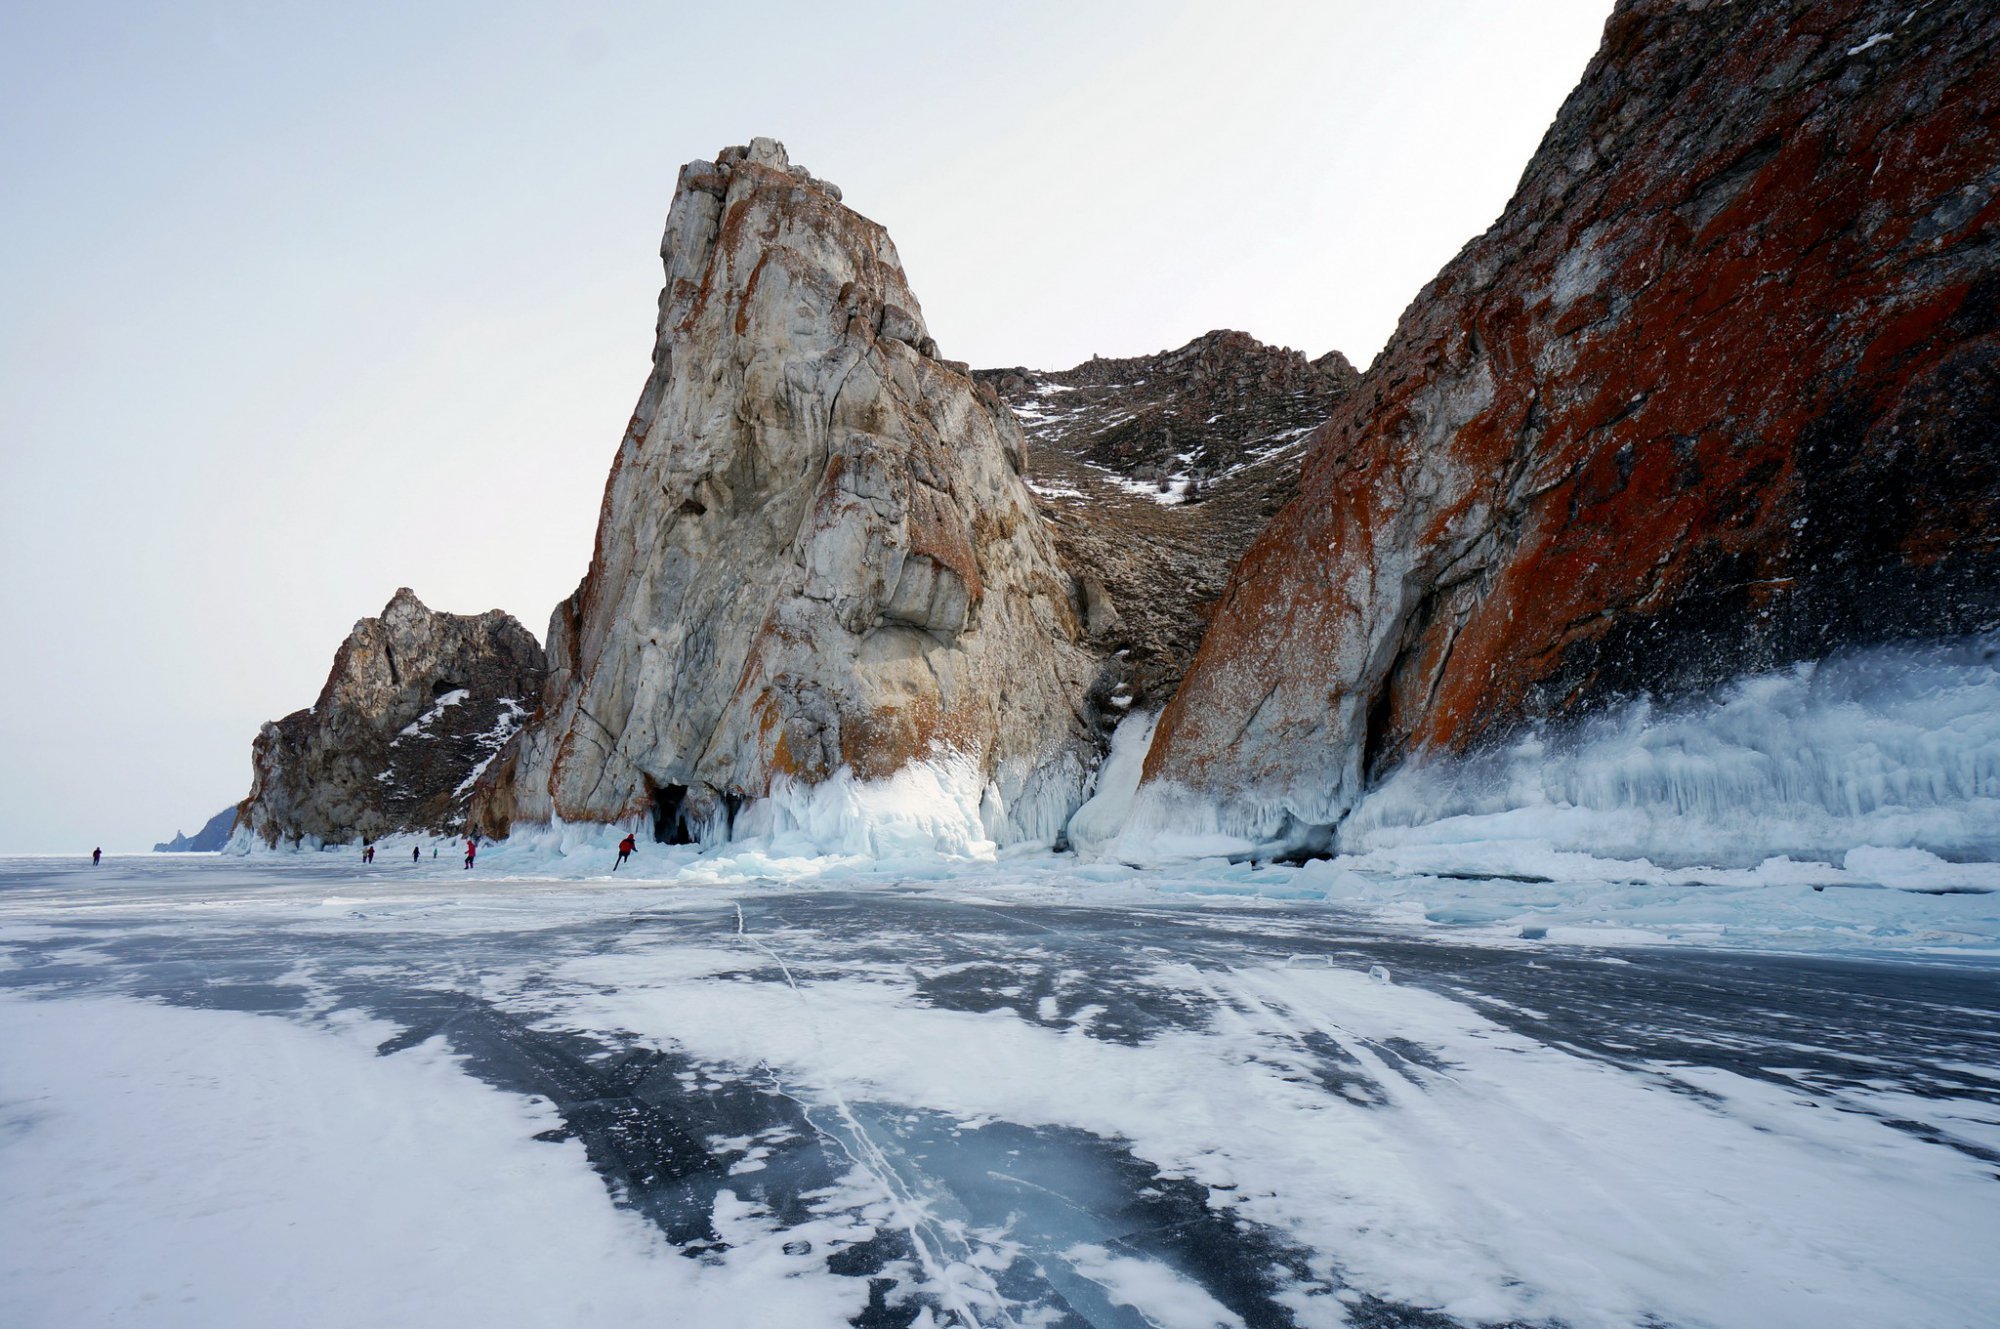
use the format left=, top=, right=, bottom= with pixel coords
left=1340, top=633, right=2000, bottom=870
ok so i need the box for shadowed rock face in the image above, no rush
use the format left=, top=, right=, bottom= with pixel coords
left=478, top=139, right=1099, bottom=844
left=1144, top=0, right=2000, bottom=841
left=979, top=331, right=1355, bottom=497
left=976, top=331, right=1357, bottom=712
left=240, top=589, right=546, bottom=847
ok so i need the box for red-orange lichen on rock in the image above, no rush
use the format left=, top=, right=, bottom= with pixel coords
left=1145, top=0, right=2000, bottom=841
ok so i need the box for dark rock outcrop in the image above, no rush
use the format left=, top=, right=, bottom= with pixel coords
left=978, top=330, right=1355, bottom=497
left=1143, top=0, right=2000, bottom=841
left=240, top=589, right=546, bottom=848
left=977, top=331, right=1357, bottom=709
left=154, top=806, right=236, bottom=853
left=475, top=139, right=1100, bottom=846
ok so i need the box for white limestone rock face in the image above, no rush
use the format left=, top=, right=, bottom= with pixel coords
left=478, top=140, right=1099, bottom=846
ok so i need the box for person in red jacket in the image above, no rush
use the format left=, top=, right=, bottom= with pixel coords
left=463, top=838, right=477, bottom=870
left=615, top=833, right=637, bottom=871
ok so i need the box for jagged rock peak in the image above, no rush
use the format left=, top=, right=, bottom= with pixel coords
left=709, top=136, right=845, bottom=202
left=238, top=590, right=547, bottom=848
left=1141, top=0, right=2000, bottom=845
left=475, top=140, right=1101, bottom=846
left=1311, top=349, right=1359, bottom=389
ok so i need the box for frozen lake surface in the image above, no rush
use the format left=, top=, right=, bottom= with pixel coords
left=3, top=856, right=1998, bottom=1328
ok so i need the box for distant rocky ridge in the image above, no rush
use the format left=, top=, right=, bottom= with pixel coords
left=238, top=589, right=546, bottom=848
left=154, top=806, right=236, bottom=853
left=471, top=138, right=1101, bottom=846
left=978, top=331, right=1355, bottom=501
left=976, top=331, right=1357, bottom=709
left=1140, top=0, right=2000, bottom=846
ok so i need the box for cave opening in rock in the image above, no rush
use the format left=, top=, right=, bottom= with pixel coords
left=431, top=678, right=465, bottom=697
left=649, top=781, right=694, bottom=845
left=1361, top=675, right=1396, bottom=786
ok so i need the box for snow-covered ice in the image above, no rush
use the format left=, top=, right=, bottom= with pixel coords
left=0, top=990, right=874, bottom=1329
left=13, top=635, right=2000, bottom=1325
left=2, top=854, right=1996, bottom=1328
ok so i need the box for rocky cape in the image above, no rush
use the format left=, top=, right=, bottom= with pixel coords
left=229, top=0, right=1998, bottom=860
left=154, top=806, right=237, bottom=853
left=237, top=589, right=546, bottom=848
left=471, top=139, right=1102, bottom=848
left=1137, top=0, right=2000, bottom=847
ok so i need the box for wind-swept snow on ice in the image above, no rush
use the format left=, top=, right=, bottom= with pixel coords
left=2, top=857, right=1997, bottom=1328
left=0, top=991, right=868, bottom=1329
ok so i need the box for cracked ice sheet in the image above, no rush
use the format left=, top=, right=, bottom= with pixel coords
left=0, top=993, right=871, bottom=1329
left=532, top=949, right=2000, bottom=1329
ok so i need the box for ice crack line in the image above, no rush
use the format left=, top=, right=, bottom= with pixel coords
left=732, top=901, right=1001, bottom=1328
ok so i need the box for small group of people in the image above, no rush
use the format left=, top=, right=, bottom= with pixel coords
left=351, top=842, right=459, bottom=865
left=337, top=833, right=645, bottom=872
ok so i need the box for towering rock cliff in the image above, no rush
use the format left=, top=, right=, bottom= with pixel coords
left=1141, top=0, right=2000, bottom=844
left=239, top=589, right=546, bottom=848
left=477, top=139, right=1099, bottom=846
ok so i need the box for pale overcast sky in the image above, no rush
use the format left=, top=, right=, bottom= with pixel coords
left=0, top=0, right=1612, bottom=851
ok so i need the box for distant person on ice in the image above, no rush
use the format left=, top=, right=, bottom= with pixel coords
left=413, top=845, right=421, bottom=863
left=615, top=833, right=636, bottom=870
left=464, top=838, right=477, bottom=870
left=91, top=847, right=101, bottom=866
